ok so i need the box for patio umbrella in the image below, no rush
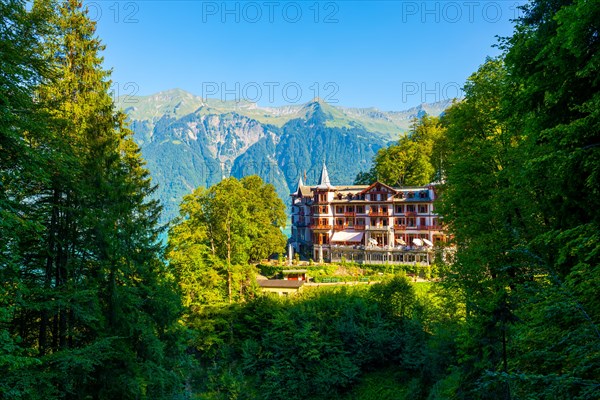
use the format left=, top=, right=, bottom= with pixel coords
left=412, top=238, right=424, bottom=246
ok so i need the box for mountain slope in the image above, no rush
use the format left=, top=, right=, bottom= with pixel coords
left=118, top=89, right=454, bottom=222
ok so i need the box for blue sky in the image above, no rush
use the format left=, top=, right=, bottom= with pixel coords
left=89, top=0, right=525, bottom=110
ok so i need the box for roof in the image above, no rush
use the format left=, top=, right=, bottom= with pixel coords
left=335, top=185, right=369, bottom=191
left=290, top=174, right=436, bottom=199
left=359, top=181, right=398, bottom=195
left=257, top=280, right=304, bottom=289
left=292, top=176, right=314, bottom=198
left=300, top=187, right=313, bottom=197
left=316, top=163, right=335, bottom=190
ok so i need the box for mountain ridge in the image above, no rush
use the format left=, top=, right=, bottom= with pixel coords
left=118, top=88, right=454, bottom=139
left=118, top=89, right=455, bottom=222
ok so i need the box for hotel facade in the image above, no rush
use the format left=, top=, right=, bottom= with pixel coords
left=290, top=164, right=449, bottom=265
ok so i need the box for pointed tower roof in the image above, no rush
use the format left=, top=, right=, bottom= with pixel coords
left=292, top=175, right=313, bottom=197
left=316, top=163, right=335, bottom=190
left=296, top=176, right=304, bottom=191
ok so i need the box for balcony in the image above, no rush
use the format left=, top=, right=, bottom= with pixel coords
left=309, top=224, right=332, bottom=230
left=344, top=212, right=356, bottom=217
left=354, top=225, right=366, bottom=230
left=333, top=225, right=346, bottom=231
left=395, top=225, right=417, bottom=230
left=404, top=211, right=416, bottom=217
left=367, top=225, right=391, bottom=231
left=426, top=225, right=443, bottom=231
left=369, top=211, right=389, bottom=217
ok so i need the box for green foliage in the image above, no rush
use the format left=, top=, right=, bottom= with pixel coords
left=355, top=115, right=445, bottom=186
left=342, top=368, right=411, bottom=400
left=0, top=1, right=187, bottom=397
left=188, top=281, right=464, bottom=400
left=256, top=263, right=283, bottom=278
left=168, top=175, right=286, bottom=310
left=434, top=0, right=600, bottom=397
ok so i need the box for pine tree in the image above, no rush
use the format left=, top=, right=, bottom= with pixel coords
left=0, top=0, right=57, bottom=396
left=0, top=1, right=186, bottom=397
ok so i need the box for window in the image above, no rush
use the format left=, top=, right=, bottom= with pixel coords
left=356, top=206, right=364, bottom=213
left=407, top=205, right=415, bottom=212
left=336, top=206, right=344, bottom=213
left=408, top=218, right=416, bottom=227
left=418, top=205, right=428, bottom=213
left=347, top=206, right=354, bottom=213
left=395, top=205, right=403, bottom=213
left=419, top=191, right=428, bottom=199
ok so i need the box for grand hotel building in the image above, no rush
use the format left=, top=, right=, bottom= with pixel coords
left=290, top=164, right=449, bottom=265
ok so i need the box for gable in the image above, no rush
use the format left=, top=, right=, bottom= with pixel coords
left=359, top=181, right=397, bottom=195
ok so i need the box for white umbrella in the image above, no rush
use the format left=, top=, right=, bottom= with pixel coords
left=369, top=238, right=378, bottom=246
left=412, top=238, right=423, bottom=246
left=423, top=239, right=434, bottom=247
left=395, top=238, right=406, bottom=245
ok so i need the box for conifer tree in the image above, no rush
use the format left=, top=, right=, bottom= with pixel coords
left=0, top=0, right=54, bottom=396
left=1, top=1, right=186, bottom=397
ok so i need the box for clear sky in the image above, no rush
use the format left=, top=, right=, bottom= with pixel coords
left=88, top=0, right=525, bottom=110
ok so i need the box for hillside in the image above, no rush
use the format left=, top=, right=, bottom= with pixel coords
left=117, top=89, right=453, bottom=222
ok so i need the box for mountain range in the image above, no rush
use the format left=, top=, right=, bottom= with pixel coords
left=116, top=89, right=453, bottom=223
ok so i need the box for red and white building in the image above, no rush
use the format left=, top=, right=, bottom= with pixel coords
left=290, top=164, right=450, bottom=265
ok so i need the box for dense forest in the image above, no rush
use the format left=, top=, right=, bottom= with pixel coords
left=1, top=0, right=599, bottom=399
